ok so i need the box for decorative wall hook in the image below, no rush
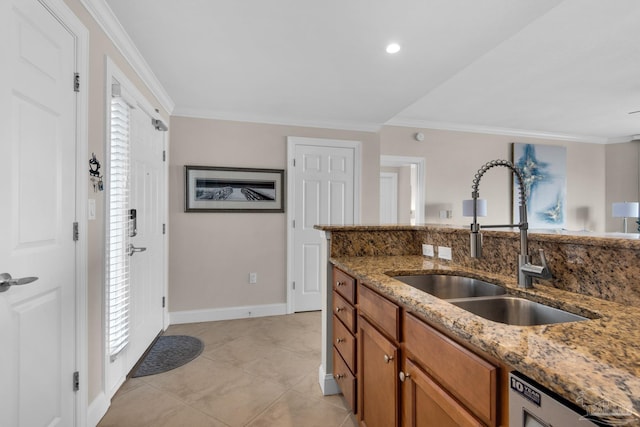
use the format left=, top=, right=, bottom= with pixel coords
left=89, top=153, right=104, bottom=192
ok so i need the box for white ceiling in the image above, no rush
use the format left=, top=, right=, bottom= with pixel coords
left=104, top=0, right=640, bottom=142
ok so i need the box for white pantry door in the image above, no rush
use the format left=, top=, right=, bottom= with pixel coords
left=126, top=106, right=165, bottom=370
left=0, top=0, right=78, bottom=425
left=291, top=140, right=357, bottom=312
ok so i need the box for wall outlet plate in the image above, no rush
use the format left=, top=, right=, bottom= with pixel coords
left=249, top=272, right=257, bottom=284
left=422, top=244, right=434, bottom=257
left=438, top=246, right=452, bottom=260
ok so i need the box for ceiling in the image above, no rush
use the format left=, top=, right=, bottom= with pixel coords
left=104, top=0, right=640, bottom=142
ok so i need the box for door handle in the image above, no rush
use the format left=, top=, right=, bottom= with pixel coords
left=128, top=244, right=147, bottom=256
left=0, top=273, right=38, bottom=293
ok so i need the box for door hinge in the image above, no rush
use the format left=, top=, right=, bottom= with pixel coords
left=73, top=222, right=79, bottom=241
left=73, top=371, right=79, bottom=391
left=293, top=158, right=296, bottom=167
left=162, top=296, right=166, bottom=308
left=162, top=223, right=166, bottom=234
left=73, top=73, right=80, bottom=92
left=292, top=281, right=296, bottom=290
left=162, top=150, right=166, bottom=162
left=292, top=219, right=295, bottom=228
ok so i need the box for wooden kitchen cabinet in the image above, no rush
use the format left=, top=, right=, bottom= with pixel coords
left=358, top=316, right=399, bottom=427
left=332, top=267, right=358, bottom=412
left=403, top=312, right=499, bottom=427
left=358, top=282, right=401, bottom=427
left=400, top=358, right=484, bottom=427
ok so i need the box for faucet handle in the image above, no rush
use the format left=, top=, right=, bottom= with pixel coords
left=520, top=249, right=553, bottom=280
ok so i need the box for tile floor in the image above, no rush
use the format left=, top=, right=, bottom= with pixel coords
left=98, top=311, right=358, bottom=427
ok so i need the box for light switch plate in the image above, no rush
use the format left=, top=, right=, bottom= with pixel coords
left=422, top=244, right=434, bottom=257
left=438, top=246, right=452, bottom=260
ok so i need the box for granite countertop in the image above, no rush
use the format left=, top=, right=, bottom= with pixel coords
left=330, top=254, right=640, bottom=426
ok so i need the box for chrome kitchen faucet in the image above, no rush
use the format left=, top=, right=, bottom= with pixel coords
left=469, top=159, right=552, bottom=288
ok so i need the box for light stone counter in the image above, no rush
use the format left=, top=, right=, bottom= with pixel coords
left=330, top=255, right=640, bottom=426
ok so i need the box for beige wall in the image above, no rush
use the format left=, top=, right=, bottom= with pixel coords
left=62, top=0, right=171, bottom=404
left=606, top=141, right=640, bottom=232
left=379, top=126, right=607, bottom=232
left=168, top=117, right=379, bottom=312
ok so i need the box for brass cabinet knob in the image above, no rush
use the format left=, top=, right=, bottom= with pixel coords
left=335, top=306, right=344, bottom=313
left=336, top=337, right=345, bottom=344
left=384, top=354, right=394, bottom=364
left=335, top=373, right=345, bottom=379
left=336, top=281, right=344, bottom=287
left=399, top=371, right=411, bottom=382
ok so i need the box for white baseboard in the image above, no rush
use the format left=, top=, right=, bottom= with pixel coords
left=319, top=364, right=340, bottom=396
left=87, top=391, right=110, bottom=427
left=169, top=303, right=287, bottom=325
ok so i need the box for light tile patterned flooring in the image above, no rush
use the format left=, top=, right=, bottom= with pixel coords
left=98, top=311, right=358, bottom=427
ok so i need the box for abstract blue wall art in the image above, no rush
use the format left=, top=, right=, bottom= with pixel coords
left=512, top=143, right=567, bottom=229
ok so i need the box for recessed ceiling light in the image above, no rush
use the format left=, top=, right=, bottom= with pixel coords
left=386, top=43, right=401, bottom=54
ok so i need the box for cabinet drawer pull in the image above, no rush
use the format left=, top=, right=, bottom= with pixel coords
left=384, top=354, right=394, bottom=364
left=399, top=371, right=411, bottom=382
left=336, top=337, right=346, bottom=344
left=334, top=373, right=345, bottom=379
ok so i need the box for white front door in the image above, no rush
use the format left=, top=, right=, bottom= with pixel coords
left=0, top=0, right=78, bottom=425
left=289, top=139, right=358, bottom=312
left=127, top=106, right=165, bottom=367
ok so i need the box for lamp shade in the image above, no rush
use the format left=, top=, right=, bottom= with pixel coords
left=612, top=202, right=639, bottom=218
left=462, top=199, right=487, bottom=217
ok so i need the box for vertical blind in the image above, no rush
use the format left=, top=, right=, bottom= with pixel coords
left=107, top=89, right=131, bottom=361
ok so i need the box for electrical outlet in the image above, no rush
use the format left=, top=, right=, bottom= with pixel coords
left=438, top=246, right=452, bottom=260
left=249, top=272, right=257, bottom=284
left=422, top=244, right=434, bottom=257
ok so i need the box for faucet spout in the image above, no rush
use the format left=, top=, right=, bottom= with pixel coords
left=469, top=159, right=552, bottom=288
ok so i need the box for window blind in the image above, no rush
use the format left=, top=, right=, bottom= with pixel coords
left=107, top=92, right=131, bottom=361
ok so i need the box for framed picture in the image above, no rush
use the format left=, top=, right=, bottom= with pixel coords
left=185, top=166, right=285, bottom=212
left=512, top=143, right=566, bottom=229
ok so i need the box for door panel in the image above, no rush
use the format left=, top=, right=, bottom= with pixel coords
left=292, top=143, right=355, bottom=312
left=0, top=0, right=77, bottom=425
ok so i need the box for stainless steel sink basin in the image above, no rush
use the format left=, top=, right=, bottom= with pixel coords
left=392, top=274, right=507, bottom=299
left=450, top=296, right=588, bottom=326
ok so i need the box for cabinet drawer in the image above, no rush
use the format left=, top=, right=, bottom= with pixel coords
left=333, top=314, right=356, bottom=373
left=333, top=291, right=356, bottom=333
left=333, top=348, right=357, bottom=413
left=333, top=267, right=356, bottom=304
left=358, top=283, right=400, bottom=342
left=404, top=312, right=497, bottom=426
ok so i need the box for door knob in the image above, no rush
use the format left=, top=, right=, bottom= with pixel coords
left=399, top=371, right=411, bottom=382
left=0, top=273, right=38, bottom=293
left=128, top=244, right=147, bottom=256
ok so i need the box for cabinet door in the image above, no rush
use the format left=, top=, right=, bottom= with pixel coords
left=358, top=316, right=399, bottom=427
left=401, top=359, right=484, bottom=427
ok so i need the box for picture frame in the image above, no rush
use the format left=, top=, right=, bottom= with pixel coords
left=512, top=143, right=566, bottom=229
left=185, top=166, right=285, bottom=212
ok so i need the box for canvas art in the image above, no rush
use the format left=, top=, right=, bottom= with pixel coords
left=512, top=143, right=567, bottom=229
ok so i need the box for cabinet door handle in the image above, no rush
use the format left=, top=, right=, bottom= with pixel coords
left=336, top=337, right=346, bottom=344
left=334, top=373, right=345, bottom=379
left=335, top=306, right=344, bottom=313
left=384, top=354, right=394, bottom=364
left=399, top=371, right=411, bottom=382
left=336, top=281, right=344, bottom=287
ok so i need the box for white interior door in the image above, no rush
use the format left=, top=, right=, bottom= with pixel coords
left=127, top=106, right=165, bottom=368
left=380, top=172, right=399, bottom=224
left=290, top=140, right=357, bottom=312
left=0, top=0, right=78, bottom=425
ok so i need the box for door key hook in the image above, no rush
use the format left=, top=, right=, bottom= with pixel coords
left=0, top=273, right=39, bottom=293
left=128, top=244, right=147, bottom=256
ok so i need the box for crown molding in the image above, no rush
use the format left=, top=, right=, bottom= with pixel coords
left=385, top=118, right=610, bottom=144
left=172, top=107, right=381, bottom=133
left=79, top=0, right=174, bottom=114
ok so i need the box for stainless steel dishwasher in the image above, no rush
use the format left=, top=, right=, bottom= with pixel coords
left=509, top=372, right=601, bottom=427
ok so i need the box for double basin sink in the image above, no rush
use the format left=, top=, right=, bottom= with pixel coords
left=392, top=274, right=587, bottom=326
